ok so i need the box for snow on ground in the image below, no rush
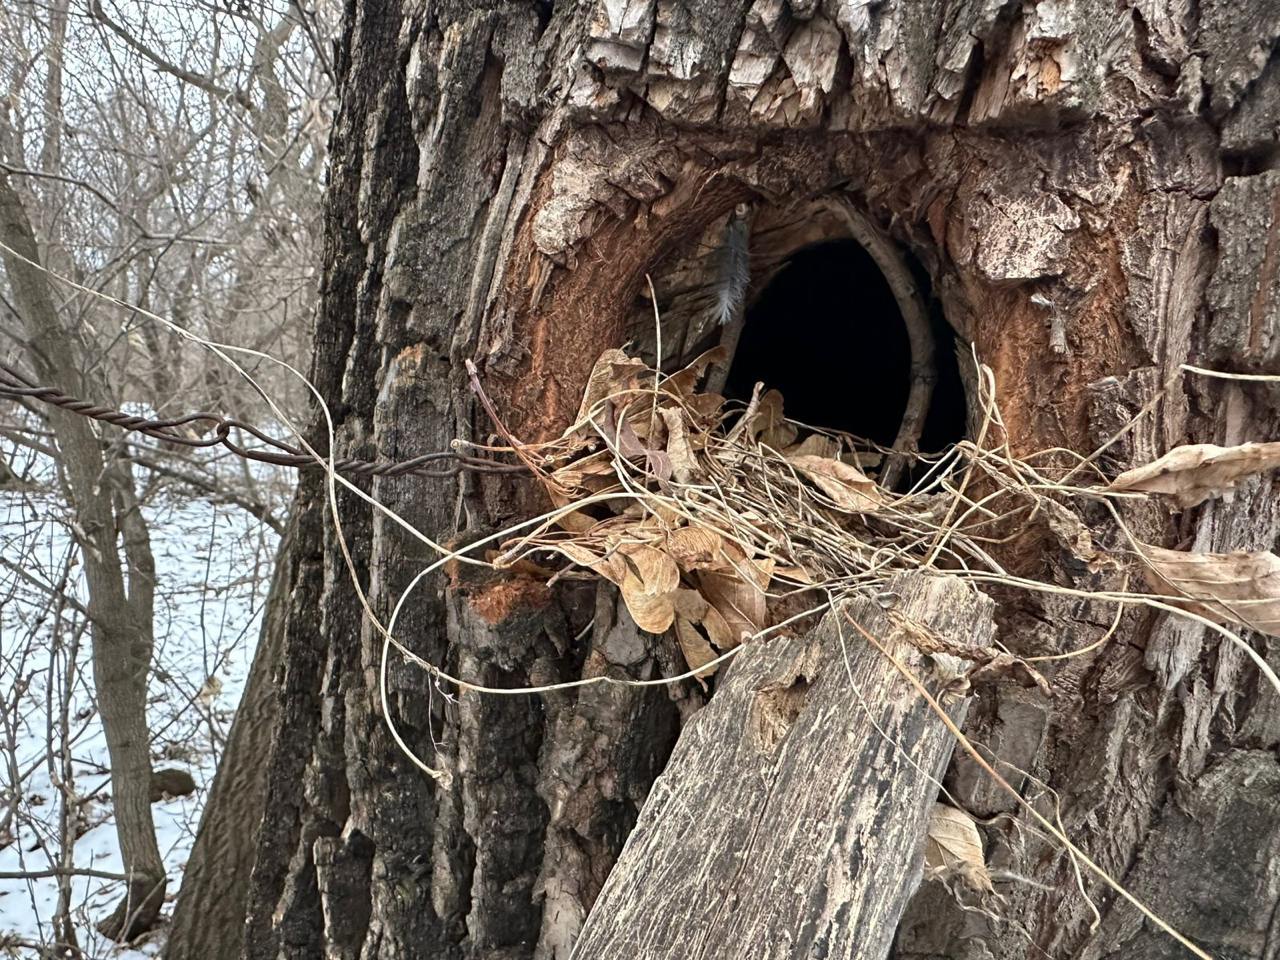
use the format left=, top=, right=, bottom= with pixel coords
left=0, top=444, right=283, bottom=957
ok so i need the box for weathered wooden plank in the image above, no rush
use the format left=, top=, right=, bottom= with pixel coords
left=572, top=573, right=995, bottom=960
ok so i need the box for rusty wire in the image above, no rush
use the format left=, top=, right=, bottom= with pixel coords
left=0, top=360, right=527, bottom=480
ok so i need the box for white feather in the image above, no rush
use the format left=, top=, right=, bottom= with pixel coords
left=712, top=209, right=750, bottom=326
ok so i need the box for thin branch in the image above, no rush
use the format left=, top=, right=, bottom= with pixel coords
left=823, top=196, right=937, bottom=489
left=125, top=451, right=285, bottom=534
left=0, top=866, right=130, bottom=881
left=88, top=0, right=255, bottom=112
left=0, top=161, right=234, bottom=246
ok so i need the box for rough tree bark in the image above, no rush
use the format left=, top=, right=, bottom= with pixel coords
left=166, top=520, right=296, bottom=960
left=190, top=1, right=1280, bottom=958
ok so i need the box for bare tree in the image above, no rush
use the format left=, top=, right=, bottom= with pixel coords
left=0, top=168, right=166, bottom=938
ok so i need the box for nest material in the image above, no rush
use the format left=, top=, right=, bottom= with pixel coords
left=478, top=345, right=1280, bottom=703
left=461, top=348, right=1280, bottom=958
left=487, top=346, right=1099, bottom=685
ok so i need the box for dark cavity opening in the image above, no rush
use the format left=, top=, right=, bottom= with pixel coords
left=724, top=239, right=966, bottom=457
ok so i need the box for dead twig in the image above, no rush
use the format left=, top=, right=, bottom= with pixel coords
left=822, top=196, right=936, bottom=489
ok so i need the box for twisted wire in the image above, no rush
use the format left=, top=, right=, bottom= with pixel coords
left=0, top=361, right=526, bottom=480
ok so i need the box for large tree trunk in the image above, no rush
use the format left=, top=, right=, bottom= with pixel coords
left=220, top=2, right=1280, bottom=958
left=167, top=520, right=296, bottom=960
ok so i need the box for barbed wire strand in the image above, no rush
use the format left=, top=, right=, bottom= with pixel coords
left=0, top=235, right=693, bottom=786
left=0, top=360, right=526, bottom=479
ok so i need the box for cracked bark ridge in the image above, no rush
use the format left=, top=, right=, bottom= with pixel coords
left=1078, top=750, right=1280, bottom=960
left=534, top=585, right=684, bottom=958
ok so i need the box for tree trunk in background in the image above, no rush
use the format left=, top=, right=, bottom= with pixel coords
left=167, top=520, right=295, bottom=960
left=0, top=172, right=166, bottom=940
left=223, top=2, right=1280, bottom=958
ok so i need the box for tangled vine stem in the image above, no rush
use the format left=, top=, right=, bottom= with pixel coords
left=0, top=360, right=527, bottom=480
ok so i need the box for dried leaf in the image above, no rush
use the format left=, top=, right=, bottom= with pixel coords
left=843, top=450, right=882, bottom=469
left=744, top=388, right=785, bottom=440
left=699, top=602, right=737, bottom=650
left=663, top=345, right=728, bottom=399
left=927, top=653, right=973, bottom=699
left=788, top=455, right=886, bottom=512
left=773, top=564, right=816, bottom=585
left=617, top=543, right=681, bottom=633
left=645, top=449, right=673, bottom=482
left=1042, top=499, right=1104, bottom=571
left=557, top=541, right=626, bottom=584
left=761, top=423, right=798, bottom=452
left=615, top=415, right=647, bottom=459
left=698, top=561, right=771, bottom=647
left=743, top=389, right=798, bottom=449
left=666, top=525, right=726, bottom=571
left=968, top=654, right=1051, bottom=694
left=784, top=434, right=840, bottom=459
left=1108, top=441, right=1280, bottom=508
left=672, top=587, right=709, bottom=621
left=660, top=407, right=699, bottom=483
left=743, top=555, right=776, bottom=590
left=684, top=392, right=726, bottom=423
left=674, top=616, right=719, bottom=686
left=925, top=803, right=992, bottom=893
left=574, top=349, right=645, bottom=426
left=1139, top=543, right=1280, bottom=637
left=551, top=450, right=617, bottom=494
left=548, top=490, right=601, bottom=533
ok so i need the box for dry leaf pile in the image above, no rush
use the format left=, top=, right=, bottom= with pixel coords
left=925, top=803, right=993, bottom=893
left=482, top=347, right=1280, bottom=691
left=490, top=346, right=985, bottom=683
left=486, top=354, right=912, bottom=666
